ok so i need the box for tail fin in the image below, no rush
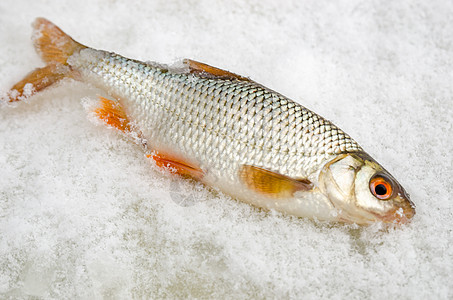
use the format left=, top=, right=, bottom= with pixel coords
left=7, top=18, right=86, bottom=102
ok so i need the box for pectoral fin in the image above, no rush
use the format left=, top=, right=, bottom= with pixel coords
left=239, top=165, right=313, bottom=198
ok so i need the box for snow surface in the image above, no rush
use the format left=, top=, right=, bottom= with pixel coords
left=0, top=0, right=452, bottom=298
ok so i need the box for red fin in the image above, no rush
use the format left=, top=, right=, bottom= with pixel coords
left=8, top=18, right=86, bottom=102
left=147, top=152, right=204, bottom=180
left=183, top=59, right=250, bottom=82
left=33, top=17, right=86, bottom=65
left=8, top=64, right=69, bottom=102
left=239, top=165, right=313, bottom=198
left=93, top=96, right=132, bottom=133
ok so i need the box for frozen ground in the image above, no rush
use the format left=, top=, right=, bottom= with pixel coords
left=0, top=0, right=452, bottom=298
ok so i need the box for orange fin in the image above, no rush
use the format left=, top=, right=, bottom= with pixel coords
left=147, top=152, right=204, bottom=180
left=183, top=59, right=250, bottom=82
left=32, top=17, right=86, bottom=65
left=8, top=64, right=69, bottom=102
left=93, top=96, right=132, bottom=133
left=7, top=18, right=86, bottom=102
left=239, top=165, right=313, bottom=198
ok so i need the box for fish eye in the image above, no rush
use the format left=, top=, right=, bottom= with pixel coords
left=369, top=175, right=393, bottom=200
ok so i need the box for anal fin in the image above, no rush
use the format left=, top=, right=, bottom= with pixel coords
left=89, top=95, right=148, bottom=147
left=93, top=96, right=132, bottom=133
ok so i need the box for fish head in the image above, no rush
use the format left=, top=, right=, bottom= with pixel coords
left=318, top=152, right=415, bottom=225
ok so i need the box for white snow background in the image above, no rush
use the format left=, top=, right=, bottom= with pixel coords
left=0, top=0, right=452, bottom=299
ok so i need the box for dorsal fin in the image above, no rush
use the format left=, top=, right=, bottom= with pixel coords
left=239, top=165, right=313, bottom=198
left=183, top=59, right=250, bottom=82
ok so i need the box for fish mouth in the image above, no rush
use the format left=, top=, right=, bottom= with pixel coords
left=373, top=201, right=416, bottom=224
left=333, top=195, right=416, bottom=225
left=338, top=202, right=415, bottom=225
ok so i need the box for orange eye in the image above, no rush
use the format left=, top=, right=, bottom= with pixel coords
left=370, top=176, right=393, bottom=200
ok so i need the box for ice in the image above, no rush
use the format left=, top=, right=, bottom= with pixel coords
left=0, top=0, right=452, bottom=298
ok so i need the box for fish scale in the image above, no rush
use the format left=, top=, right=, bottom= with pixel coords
left=72, top=48, right=363, bottom=181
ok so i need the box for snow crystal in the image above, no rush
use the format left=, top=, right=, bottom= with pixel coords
left=0, top=0, right=452, bottom=299
left=22, top=83, right=35, bottom=98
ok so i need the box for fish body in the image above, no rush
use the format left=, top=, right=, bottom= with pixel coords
left=6, top=18, right=415, bottom=225
left=73, top=49, right=362, bottom=221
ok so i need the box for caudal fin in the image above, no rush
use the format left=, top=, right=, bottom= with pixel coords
left=7, top=18, right=86, bottom=102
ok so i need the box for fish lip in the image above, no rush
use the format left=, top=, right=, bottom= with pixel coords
left=329, top=190, right=416, bottom=226
left=371, top=202, right=416, bottom=225
left=340, top=203, right=416, bottom=225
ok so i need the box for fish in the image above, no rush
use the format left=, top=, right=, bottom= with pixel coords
left=4, top=18, right=415, bottom=225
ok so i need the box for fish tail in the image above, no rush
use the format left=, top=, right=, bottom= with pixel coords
left=7, top=18, right=86, bottom=102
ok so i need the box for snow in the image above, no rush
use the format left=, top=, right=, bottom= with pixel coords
left=0, top=0, right=452, bottom=298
